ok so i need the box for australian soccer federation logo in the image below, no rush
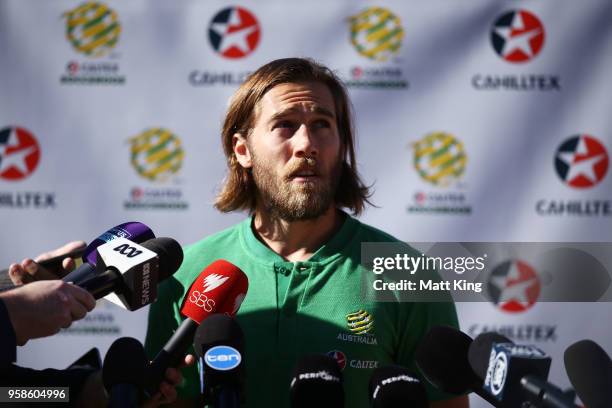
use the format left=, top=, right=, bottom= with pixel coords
left=491, top=10, right=545, bottom=63
left=208, top=7, right=261, bottom=59
left=0, top=126, right=41, bottom=181
left=63, top=2, right=121, bottom=58
left=555, top=135, right=609, bottom=189
left=349, top=7, right=404, bottom=62
left=129, top=128, right=184, bottom=182
left=488, top=260, right=541, bottom=314
left=346, top=310, right=374, bottom=335
left=413, top=132, right=467, bottom=186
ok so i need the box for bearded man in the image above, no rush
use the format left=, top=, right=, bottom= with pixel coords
left=144, top=58, right=467, bottom=408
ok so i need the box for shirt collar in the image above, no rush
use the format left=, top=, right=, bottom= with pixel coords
left=239, top=210, right=360, bottom=264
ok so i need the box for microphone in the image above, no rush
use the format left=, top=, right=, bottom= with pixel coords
left=564, top=339, right=612, bottom=408
left=289, top=354, right=344, bottom=408
left=467, top=332, right=512, bottom=382
left=368, top=365, right=428, bottom=408
left=62, top=221, right=156, bottom=285
left=193, top=314, right=245, bottom=408
left=469, top=335, right=577, bottom=408
left=103, top=337, right=147, bottom=408
left=77, top=237, right=183, bottom=311
left=414, top=326, right=504, bottom=407
left=146, top=260, right=248, bottom=396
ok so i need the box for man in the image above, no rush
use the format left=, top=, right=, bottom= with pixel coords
left=145, top=58, right=467, bottom=407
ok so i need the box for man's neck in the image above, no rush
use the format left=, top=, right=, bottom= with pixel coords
left=252, top=206, right=345, bottom=262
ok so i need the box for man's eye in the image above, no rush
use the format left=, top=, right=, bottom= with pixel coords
left=312, top=119, right=331, bottom=129
left=275, top=121, right=294, bottom=129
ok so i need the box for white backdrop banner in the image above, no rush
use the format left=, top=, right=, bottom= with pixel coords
left=1, top=1, right=611, bottom=406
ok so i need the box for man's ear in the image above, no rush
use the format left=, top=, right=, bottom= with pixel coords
left=233, top=133, right=252, bottom=168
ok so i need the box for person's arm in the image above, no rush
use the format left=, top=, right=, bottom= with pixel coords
left=0, top=280, right=95, bottom=345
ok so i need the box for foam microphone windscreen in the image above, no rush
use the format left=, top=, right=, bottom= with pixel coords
left=181, top=259, right=248, bottom=324
left=564, top=339, right=612, bottom=408
left=102, top=337, right=147, bottom=392
left=290, top=354, right=344, bottom=408
left=84, top=221, right=155, bottom=265
left=415, top=325, right=477, bottom=394
left=369, top=365, right=429, bottom=408
left=193, top=314, right=244, bottom=359
left=467, top=332, right=513, bottom=380
left=140, top=237, right=183, bottom=281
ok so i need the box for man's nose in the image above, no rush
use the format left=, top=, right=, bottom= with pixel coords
left=293, top=124, right=318, bottom=158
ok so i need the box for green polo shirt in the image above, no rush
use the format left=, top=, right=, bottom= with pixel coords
left=145, top=213, right=459, bottom=407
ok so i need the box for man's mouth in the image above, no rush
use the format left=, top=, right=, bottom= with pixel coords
left=288, top=169, right=320, bottom=181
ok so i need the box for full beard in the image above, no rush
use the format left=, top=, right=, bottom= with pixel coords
left=251, top=155, right=340, bottom=222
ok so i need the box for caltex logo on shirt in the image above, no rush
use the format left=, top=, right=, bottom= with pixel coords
left=487, top=260, right=541, bottom=314
left=491, top=10, right=545, bottom=63
left=555, top=135, right=609, bottom=189
left=349, top=7, right=403, bottom=62
left=413, top=132, right=467, bottom=186
left=0, top=126, right=41, bottom=181
left=208, top=7, right=261, bottom=59
left=63, top=2, right=121, bottom=58
left=326, top=350, right=347, bottom=371
left=129, top=128, right=184, bottom=182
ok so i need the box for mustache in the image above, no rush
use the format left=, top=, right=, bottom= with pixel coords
left=285, top=157, right=319, bottom=178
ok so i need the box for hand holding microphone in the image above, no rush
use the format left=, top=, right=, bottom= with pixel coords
left=6, top=221, right=155, bottom=286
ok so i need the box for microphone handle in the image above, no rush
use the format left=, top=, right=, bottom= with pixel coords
left=146, top=318, right=198, bottom=396
left=78, top=268, right=122, bottom=300
left=62, top=262, right=97, bottom=285
left=108, top=383, right=141, bottom=408
left=521, top=375, right=578, bottom=408
left=214, top=386, right=240, bottom=408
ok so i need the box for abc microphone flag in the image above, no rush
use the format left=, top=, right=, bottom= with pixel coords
left=146, top=259, right=248, bottom=395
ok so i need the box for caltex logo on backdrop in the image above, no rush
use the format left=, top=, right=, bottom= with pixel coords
left=124, top=128, right=188, bottom=210
left=487, top=260, right=541, bottom=314
left=189, top=7, right=258, bottom=87
left=208, top=7, right=260, bottom=59
left=407, top=132, right=471, bottom=215
left=344, top=7, right=408, bottom=89
left=537, top=135, right=610, bottom=217
left=0, top=126, right=56, bottom=209
left=554, top=135, right=609, bottom=189
left=491, top=10, right=545, bottom=63
left=472, top=10, right=559, bottom=91
left=60, top=2, right=125, bottom=85
left=0, top=127, right=40, bottom=181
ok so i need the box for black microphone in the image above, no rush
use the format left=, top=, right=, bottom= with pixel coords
left=414, top=326, right=505, bottom=407
left=193, top=314, right=245, bottom=408
left=368, top=365, right=428, bottom=408
left=564, top=339, right=612, bottom=408
left=77, top=237, right=183, bottom=311
left=467, top=332, right=512, bottom=382
left=290, top=354, right=344, bottom=408
left=103, top=337, right=147, bottom=408
left=469, top=335, right=577, bottom=408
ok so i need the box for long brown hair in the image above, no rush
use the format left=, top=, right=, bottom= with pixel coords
left=215, top=58, right=372, bottom=215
